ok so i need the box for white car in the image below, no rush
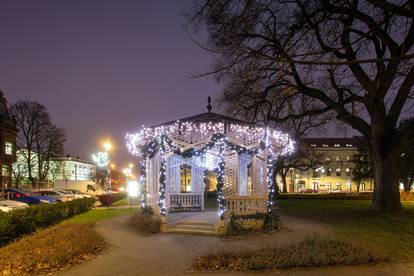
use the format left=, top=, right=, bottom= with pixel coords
left=31, top=190, right=75, bottom=202
left=57, top=189, right=92, bottom=199
left=0, top=200, right=29, bottom=212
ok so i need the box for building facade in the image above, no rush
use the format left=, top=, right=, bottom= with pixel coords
left=51, top=156, right=96, bottom=181
left=0, top=91, right=17, bottom=188
left=282, top=137, right=373, bottom=193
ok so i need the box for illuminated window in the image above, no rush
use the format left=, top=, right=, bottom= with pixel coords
left=5, top=142, right=13, bottom=155
left=336, top=168, right=341, bottom=177
left=180, top=164, right=192, bottom=193
left=327, top=168, right=332, bottom=176
left=346, top=168, right=351, bottom=177
left=336, top=156, right=341, bottom=161
left=2, top=165, right=9, bottom=177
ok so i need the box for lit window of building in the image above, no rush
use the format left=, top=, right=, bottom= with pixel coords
left=327, top=168, right=332, bottom=176
left=346, top=168, right=351, bottom=177
left=346, top=156, right=350, bottom=161
left=336, top=168, right=341, bottom=176
left=5, top=141, right=13, bottom=155
left=336, top=156, right=341, bottom=161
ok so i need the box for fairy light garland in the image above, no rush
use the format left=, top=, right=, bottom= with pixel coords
left=139, top=159, right=147, bottom=208
left=126, top=120, right=295, bottom=217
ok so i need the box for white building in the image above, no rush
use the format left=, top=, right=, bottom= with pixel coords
left=51, top=156, right=96, bottom=181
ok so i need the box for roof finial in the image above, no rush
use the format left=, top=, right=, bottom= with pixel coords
left=207, top=96, right=212, bottom=113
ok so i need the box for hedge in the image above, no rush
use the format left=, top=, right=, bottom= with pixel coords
left=97, top=192, right=127, bottom=207
left=0, top=198, right=95, bottom=246
left=275, top=192, right=373, bottom=200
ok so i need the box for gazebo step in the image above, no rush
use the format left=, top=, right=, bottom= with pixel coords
left=164, top=221, right=219, bottom=236
left=174, top=221, right=214, bottom=227
left=164, top=227, right=219, bottom=236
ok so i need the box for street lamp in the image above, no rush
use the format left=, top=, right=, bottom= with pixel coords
left=92, top=140, right=113, bottom=192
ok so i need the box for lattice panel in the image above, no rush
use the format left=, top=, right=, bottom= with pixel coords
left=166, top=155, right=181, bottom=195
left=238, top=153, right=252, bottom=195
left=145, top=153, right=160, bottom=206
left=254, top=155, right=267, bottom=196
left=191, top=160, right=205, bottom=195
left=224, top=151, right=237, bottom=196
left=228, top=131, right=263, bottom=148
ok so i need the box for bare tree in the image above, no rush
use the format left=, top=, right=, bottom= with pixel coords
left=189, top=0, right=414, bottom=212
left=10, top=101, right=65, bottom=187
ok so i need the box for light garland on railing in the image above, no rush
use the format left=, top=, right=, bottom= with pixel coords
left=126, top=120, right=295, bottom=217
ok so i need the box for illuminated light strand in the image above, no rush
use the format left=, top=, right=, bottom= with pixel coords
left=126, top=121, right=296, bottom=217
left=158, top=136, right=167, bottom=216
left=139, top=159, right=147, bottom=208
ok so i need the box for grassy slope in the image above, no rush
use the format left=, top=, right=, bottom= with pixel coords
left=276, top=199, right=414, bottom=260
left=63, top=207, right=137, bottom=224
left=0, top=207, right=138, bottom=275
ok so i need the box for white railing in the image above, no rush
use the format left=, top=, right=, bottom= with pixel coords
left=224, top=196, right=268, bottom=217
left=169, top=194, right=202, bottom=212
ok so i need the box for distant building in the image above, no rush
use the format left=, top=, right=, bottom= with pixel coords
left=282, top=137, right=373, bottom=193
left=51, top=156, right=96, bottom=181
left=12, top=151, right=96, bottom=187
left=0, top=91, right=17, bottom=188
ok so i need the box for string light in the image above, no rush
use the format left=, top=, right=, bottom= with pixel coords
left=126, top=120, right=295, bottom=217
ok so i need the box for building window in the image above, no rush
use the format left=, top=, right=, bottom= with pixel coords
left=336, top=156, right=341, bottom=161
left=346, top=156, right=350, bottom=161
left=5, top=142, right=13, bottom=155
left=313, top=170, right=320, bottom=178
left=2, top=165, right=9, bottom=177
left=336, top=168, right=341, bottom=177
left=326, top=168, right=332, bottom=176
left=326, top=157, right=331, bottom=162
left=336, top=183, right=341, bottom=190
left=346, top=168, right=351, bottom=177
left=180, top=164, right=192, bottom=193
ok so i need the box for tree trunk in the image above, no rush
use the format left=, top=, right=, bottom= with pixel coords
left=370, top=139, right=402, bottom=212
left=280, top=170, right=288, bottom=193
left=356, top=180, right=361, bottom=193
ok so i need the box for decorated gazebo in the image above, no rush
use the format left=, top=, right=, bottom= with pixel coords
left=126, top=99, right=295, bottom=224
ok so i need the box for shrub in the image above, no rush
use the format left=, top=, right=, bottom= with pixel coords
left=226, top=212, right=280, bottom=236
left=0, top=198, right=95, bottom=246
left=275, top=193, right=372, bottom=200
left=97, top=192, right=127, bottom=207
left=192, top=235, right=385, bottom=272
left=129, top=206, right=161, bottom=234
left=0, top=223, right=106, bottom=275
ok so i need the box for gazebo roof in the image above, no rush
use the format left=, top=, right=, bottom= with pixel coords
left=151, top=111, right=254, bottom=128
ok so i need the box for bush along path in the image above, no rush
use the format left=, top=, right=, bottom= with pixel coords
left=0, top=198, right=95, bottom=246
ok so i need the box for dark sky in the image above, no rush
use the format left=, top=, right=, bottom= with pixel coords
left=1, top=1, right=220, bottom=168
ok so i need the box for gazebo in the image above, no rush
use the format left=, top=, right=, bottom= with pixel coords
left=126, top=99, right=295, bottom=227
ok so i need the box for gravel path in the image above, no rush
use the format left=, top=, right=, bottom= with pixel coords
left=57, top=213, right=413, bottom=276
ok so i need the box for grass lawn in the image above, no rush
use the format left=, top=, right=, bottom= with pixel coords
left=276, top=199, right=414, bottom=260
left=63, top=207, right=137, bottom=224
left=0, top=206, right=138, bottom=275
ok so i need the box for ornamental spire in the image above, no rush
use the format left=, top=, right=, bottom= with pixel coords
left=207, top=96, right=212, bottom=113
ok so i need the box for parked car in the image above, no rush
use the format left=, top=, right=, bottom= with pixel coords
left=57, top=189, right=93, bottom=199
left=0, top=200, right=29, bottom=212
left=1, top=188, right=56, bottom=204
left=31, top=190, right=75, bottom=202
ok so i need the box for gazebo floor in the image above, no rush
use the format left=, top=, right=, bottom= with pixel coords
left=163, top=211, right=222, bottom=236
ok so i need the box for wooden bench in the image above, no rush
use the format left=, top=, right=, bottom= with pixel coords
left=169, top=195, right=202, bottom=212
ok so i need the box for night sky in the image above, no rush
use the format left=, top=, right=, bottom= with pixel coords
left=1, top=1, right=220, bottom=168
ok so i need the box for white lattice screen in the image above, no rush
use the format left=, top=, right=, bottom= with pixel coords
left=254, top=155, right=267, bottom=196
left=224, top=151, right=237, bottom=196
left=238, top=153, right=252, bottom=195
